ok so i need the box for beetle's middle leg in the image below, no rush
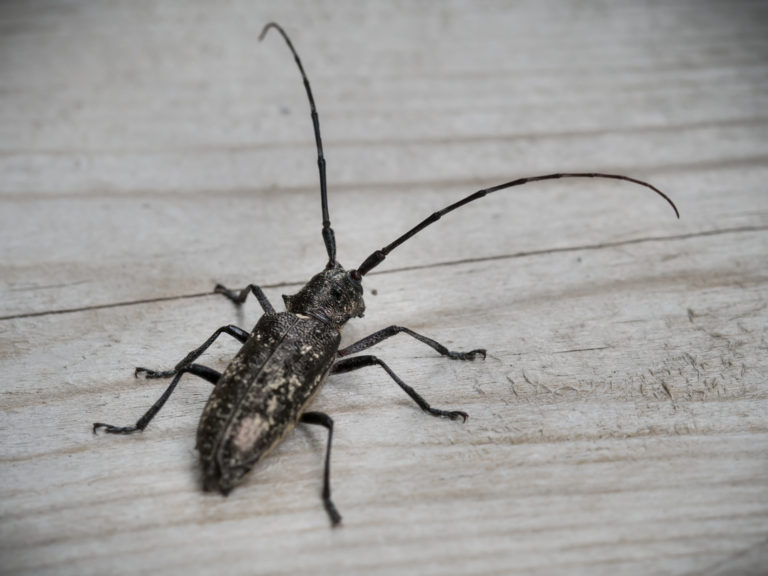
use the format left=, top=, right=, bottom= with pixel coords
left=93, top=363, right=221, bottom=435
left=136, top=324, right=249, bottom=379
left=332, top=355, right=468, bottom=422
left=338, top=325, right=485, bottom=360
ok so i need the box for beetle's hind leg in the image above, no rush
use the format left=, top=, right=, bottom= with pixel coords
left=93, top=363, right=221, bottom=435
left=300, top=411, right=342, bottom=527
left=338, top=325, right=485, bottom=360
left=332, top=355, right=468, bottom=422
left=135, top=324, right=249, bottom=379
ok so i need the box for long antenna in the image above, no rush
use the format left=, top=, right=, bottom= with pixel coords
left=354, top=172, right=679, bottom=277
left=260, top=22, right=336, bottom=267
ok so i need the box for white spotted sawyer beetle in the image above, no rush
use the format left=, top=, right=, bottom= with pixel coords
left=93, top=22, right=680, bottom=526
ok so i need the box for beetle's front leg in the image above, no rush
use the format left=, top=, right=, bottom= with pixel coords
left=338, top=325, right=485, bottom=360
left=135, top=324, right=249, bottom=379
left=332, top=355, right=468, bottom=422
left=214, top=283, right=275, bottom=314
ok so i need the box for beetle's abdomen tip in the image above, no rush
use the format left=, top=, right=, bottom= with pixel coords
left=202, top=473, right=230, bottom=496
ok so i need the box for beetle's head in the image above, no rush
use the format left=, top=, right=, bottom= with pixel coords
left=283, top=263, right=365, bottom=327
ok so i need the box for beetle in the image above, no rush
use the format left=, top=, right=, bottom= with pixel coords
left=93, top=22, right=679, bottom=526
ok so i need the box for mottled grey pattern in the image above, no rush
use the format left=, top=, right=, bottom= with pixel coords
left=283, top=265, right=365, bottom=325
left=197, top=312, right=341, bottom=493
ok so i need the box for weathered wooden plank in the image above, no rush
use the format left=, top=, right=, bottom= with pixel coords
left=2, top=1, right=767, bottom=575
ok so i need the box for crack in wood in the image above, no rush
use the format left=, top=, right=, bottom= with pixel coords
left=1, top=225, right=765, bottom=322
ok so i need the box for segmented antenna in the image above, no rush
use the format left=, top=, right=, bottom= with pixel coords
left=354, top=172, right=679, bottom=277
left=260, top=23, right=336, bottom=267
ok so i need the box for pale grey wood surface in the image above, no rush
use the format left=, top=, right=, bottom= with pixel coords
left=2, top=1, right=767, bottom=575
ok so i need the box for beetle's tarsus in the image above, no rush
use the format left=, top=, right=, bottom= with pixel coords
left=93, top=422, right=140, bottom=435
left=326, top=499, right=342, bottom=527
left=135, top=367, right=176, bottom=379
left=451, top=348, right=486, bottom=361
left=430, top=408, right=469, bottom=422
left=452, top=411, right=469, bottom=423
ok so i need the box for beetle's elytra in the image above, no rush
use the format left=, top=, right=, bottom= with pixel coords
left=94, top=22, right=679, bottom=526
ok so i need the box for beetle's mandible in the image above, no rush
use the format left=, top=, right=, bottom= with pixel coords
left=93, top=22, right=679, bottom=526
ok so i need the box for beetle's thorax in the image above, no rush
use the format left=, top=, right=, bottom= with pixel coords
left=282, top=263, right=365, bottom=328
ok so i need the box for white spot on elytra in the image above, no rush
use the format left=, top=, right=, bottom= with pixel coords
left=233, top=415, right=269, bottom=451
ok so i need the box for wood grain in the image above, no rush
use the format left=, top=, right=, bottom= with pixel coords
left=2, top=1, right=767, bottom=575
